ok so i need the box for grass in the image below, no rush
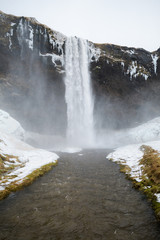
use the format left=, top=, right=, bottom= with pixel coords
left=138, top=145, right=160, bottom=220
left=110, top=145, right=160, bottom=220
left=0, top=154, right=20, bottom=176
left=0, top=160, right=58, bottom=200
left=140, top=145, right=160, bottom=185
left=119, top=164, right=131, bottom=174
left=129, top=145, right=160, bottom=220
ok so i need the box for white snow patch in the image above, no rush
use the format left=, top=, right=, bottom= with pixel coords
left=142, top=73, right=148, bottom=81
left=89, top=43, right=101, bottom=62
left=107, top=143, right=143, bottom=182
left=0, top=131, right=59, bottom=189
left=39, top=29, right=65, bottom=66
left=127, top=61, right=137, bottom=80
left=126, top=49, right=135, bottom=55
left=107, top=140, right=160, bottom=201
left=121, top=61, right=124, bottom=68
left=52, top=30, right=66, bottom=44
left=48, top=31, right=65, bottom=62
left=151, top=54, right=159, bottom=75
left=39, top=52, right=64, bottom=66
left=10, top=29, right=14, bottom=36
left=11, top=22, right=16, bottom=27
left=6, top=32, right=12, bottom=49
left=126, top=61, right=149, bottom=80
left=127, top=117, right=160, bottom=143
left=0, top=109, right=25, bottom=140
left=134, top=72, right=149, bottom=81
left=155, top=193, right=160, bottom=203
left=122, top=49, right=135, bottom=55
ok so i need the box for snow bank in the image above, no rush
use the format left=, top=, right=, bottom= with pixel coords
left=0, top=109, right=25, bottom=140
left=127, top=117, right=160, bottom=143
left=0, top=109, right=59, bottom=195
left=107, top=143, right=143, bottom=181
left=0, top=131, right=58, bottom=191
left=107, top=140, right=160, bottom=203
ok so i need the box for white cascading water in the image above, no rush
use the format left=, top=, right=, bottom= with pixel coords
left=64, top=37, right=94, bottom=147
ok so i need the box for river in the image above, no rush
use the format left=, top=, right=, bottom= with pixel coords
left=0, top=149, right=160, bottom=240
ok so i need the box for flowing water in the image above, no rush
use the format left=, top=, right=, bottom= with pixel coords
left=0, top=149, right=160, bottom=240
left=64, top=37, right=94, bottom=146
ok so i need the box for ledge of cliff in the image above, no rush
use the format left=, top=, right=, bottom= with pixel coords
left=0, top=10, right=160, bottom=133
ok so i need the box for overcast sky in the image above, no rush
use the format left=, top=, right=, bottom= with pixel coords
left=1, top=0, right=160, bottom=51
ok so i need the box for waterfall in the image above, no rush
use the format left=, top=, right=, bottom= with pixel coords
left=64, top=37, right=94, bottom=147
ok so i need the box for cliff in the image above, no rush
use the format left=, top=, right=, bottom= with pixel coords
left=91, top=43, right=160, bottom=129
left=0, top=10, right=67, bottom=133
left=0, top=10, right=160, bottom=133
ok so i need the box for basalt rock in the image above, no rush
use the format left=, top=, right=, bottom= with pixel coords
left=0, top=11, right=67, bottom=134
left=0, top=10, right=160, bottom=133
left=91, top=44, right=160, bottom=129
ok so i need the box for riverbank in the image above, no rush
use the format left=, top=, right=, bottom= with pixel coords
left=0, top=131, right=58, bottom=200
left=0, top=149, right=160, bottom=240
left=0, top=109, right=59, bottom=200
left=107, top=141, right=160, bottom=220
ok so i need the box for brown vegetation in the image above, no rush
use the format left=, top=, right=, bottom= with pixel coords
left=0, top=161, right=57, bottom=200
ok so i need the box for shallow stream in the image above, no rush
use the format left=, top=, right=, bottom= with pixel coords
left=0, top=149, right=160, bottom=240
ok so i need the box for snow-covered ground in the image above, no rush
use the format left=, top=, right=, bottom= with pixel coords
left=107, top=141, right=160, bottom=182
left=0, top=110, right=59, bottom=194
left=0, top=109, right=25, bottom=140
left=127, top=117, right=160, bottom=143
left=107, top=117, right=160, bottom=203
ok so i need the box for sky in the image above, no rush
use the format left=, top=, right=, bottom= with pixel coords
left=0, top=0, right=160, bottom=52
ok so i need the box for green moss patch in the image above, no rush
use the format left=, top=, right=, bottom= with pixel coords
left=0, top=160, right=57, bottom=200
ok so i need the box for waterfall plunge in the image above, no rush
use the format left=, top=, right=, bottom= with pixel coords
left=64, top=37, right=94, bottom=147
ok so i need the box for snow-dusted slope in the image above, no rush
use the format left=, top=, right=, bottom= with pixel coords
left=127, top=117, right=160, bottom=143
left=0, top=109, right=59, bottom=196
left=0, top=109, right=25, bottom=140
left=0, top=131, right=58, bottom=191
left=107, top=141, right=160, bottom=202
left=106, top=116, right=160, bottom=208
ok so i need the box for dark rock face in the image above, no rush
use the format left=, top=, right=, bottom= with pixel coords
left=0, top=11, right=67, bottom=134
left=90, top=44, right=160, bottom=129
left=0, top=10, right=160, bottom=134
